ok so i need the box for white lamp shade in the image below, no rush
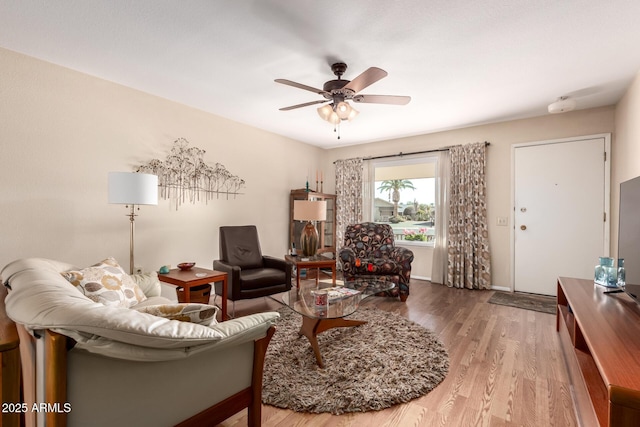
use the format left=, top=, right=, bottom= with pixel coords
left=317, top=104, right=342, bottom=125
left=336, top=101, right=351, bottom=120
left=108, top=172, right=158, bottom=205
left=347, top=105, right=359, bottom=121
left=328, top=111, right=340, bottom=125
left=317, top=104, right=334, bottom=121
left=293, top=200, right=327, bottom=221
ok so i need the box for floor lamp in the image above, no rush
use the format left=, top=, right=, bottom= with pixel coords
left=108, top=172, right=158, bottom=274
left=293, top=200, right=327, bottom=257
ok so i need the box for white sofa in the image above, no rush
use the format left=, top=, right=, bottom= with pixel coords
left=1, top=258, right=279, bottom=427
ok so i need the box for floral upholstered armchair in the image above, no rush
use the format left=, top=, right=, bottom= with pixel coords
left=339, top=222, right=414, bottom=301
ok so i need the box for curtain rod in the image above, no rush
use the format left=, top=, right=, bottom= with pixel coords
left=333, top=141, right=490, bottom=163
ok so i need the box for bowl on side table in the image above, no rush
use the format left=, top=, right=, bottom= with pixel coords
left=177, top=262, right=195, bottom=271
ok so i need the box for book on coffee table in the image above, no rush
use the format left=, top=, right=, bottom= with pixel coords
left=325, top=286, right=361, bottom=301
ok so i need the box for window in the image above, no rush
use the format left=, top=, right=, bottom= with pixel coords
left=371, top=156, right=438, bottom=247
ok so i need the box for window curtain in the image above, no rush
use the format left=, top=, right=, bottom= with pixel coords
left=334, top=158, right=364, bottom=252
left=361, top=160, right=373, bottom=222
left=431, top=150, right=450, bottom=284
left=447, top=142, right=492, bottom=289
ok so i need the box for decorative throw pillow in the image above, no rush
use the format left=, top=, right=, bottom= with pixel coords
left=130, top=271, right=161, bottom=297
left=61, top=257, right=147, bottom=308
left=133, top=303, right=219, bottom=326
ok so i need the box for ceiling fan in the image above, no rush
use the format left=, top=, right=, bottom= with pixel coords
left=275, top=62, right=411, bottom=127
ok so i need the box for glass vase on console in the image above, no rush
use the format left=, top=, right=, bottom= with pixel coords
left=617, top=258, right=626, bottom=287
left=594, top=257, right=617, bottom=287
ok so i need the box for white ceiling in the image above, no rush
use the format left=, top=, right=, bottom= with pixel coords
left=2, top=1, right=640, bottom=149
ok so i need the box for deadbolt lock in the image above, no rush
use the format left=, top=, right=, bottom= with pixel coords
left=520, top=225, right=527, bottom=230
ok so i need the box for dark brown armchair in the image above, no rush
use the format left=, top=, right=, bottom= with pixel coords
left=213, top=225, right=292, bottom=314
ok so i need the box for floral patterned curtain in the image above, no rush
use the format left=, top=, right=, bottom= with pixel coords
left=334, top=158, right=363, bottom=252
left=447, top=142, right=492, bottom=289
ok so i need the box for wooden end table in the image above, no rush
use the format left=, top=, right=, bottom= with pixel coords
left=285, top=254, right=336, bottom=289
left=158, top=267, right=228, bottom=321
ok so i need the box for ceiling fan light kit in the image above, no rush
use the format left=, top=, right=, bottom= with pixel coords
left=548, top=96, right=576, bottom=114
left=276, top=62, right=410, bottom=138
left=336, top=101, right=359, bottom=121
left=317, top=100, right=359, bottom=124
left=317, top=104, right=335, bottom=122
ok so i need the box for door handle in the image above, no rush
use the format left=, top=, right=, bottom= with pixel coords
left=520, top=225, right=527, bottom=231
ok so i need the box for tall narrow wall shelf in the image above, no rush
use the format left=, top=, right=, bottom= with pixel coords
left=289, top=189, right=336, bottom=255
left=557, top=277, right=640, bottom=426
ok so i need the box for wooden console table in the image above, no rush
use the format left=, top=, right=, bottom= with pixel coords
left=159, top=267, right=228, bottom=321
left=557, top=277, right=640, bottom=426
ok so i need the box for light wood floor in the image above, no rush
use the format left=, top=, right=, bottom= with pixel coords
left=218, top=279, right=577, bottom=427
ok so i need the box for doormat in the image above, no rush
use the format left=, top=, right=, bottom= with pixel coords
left=488, top=291, right=556, bottom=314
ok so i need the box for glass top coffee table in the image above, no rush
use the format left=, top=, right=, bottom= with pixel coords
left=281, top=277, right=395, bottom=368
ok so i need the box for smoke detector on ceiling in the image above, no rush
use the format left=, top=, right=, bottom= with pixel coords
left=548, top=96, right=576, bottom=114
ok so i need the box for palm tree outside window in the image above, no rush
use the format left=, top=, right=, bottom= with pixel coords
left=377, top=179, right=416, bottom=217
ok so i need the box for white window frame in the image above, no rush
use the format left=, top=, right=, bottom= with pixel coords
left=370, top=155, right=438, bottom=248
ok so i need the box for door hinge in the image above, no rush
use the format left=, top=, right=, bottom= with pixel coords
left=604, top=151, right=607, bottom=162
left=604, top=212, right=607, bottom=222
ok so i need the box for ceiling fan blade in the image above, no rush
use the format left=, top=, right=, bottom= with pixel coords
left=279, top=99, right=329, bottom=111
left=352, top=94, right=411, bottom=105
left=343, top=67, right=388, bottom=93
left=275, top=79, right=328, bottom=96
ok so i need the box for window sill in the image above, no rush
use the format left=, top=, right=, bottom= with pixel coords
left=395, top=240, right=435, bottom=249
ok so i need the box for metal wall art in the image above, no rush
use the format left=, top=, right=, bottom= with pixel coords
left=136, top=138, right=245, bottom=210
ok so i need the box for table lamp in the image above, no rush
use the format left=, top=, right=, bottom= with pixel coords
left=293, top=200, right=327, bottom=256
left=108, top=172, right=158, bottom=274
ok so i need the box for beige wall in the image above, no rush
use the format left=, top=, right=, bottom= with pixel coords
left=611, top=71, right=640, bottom=258
left=2, top=46, right=634, bottom=290
left=323, top=107, right=616, bottom=288
left=0, top=48, right=324, bottom=271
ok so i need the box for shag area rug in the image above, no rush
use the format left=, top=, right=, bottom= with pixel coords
left=488, top=291, right=556, bottom=314
left=262, top=307, right=449, bottom=414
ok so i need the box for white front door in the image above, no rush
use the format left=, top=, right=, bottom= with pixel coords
left=513, top=135, right=609, bottom=296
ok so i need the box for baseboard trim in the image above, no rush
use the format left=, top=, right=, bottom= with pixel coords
left=414, top=279, right=510, bottom=291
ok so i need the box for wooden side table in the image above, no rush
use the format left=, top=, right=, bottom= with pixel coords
left=285, top=255, right=336, bottom=289
left=158, top=267, right=228, bottom=321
